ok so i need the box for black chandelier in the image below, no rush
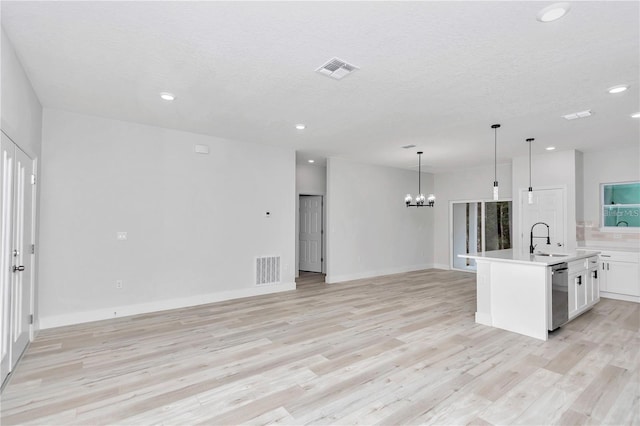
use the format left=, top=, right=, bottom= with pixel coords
left=404, top=151, right=435, bottom=207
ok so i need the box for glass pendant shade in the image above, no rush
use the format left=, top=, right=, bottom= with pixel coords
left=493, top=183, right=499, bottom=201
left=528, top=189, right=534, bottom=204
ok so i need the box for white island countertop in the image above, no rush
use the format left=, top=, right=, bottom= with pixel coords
left=459, top=248, right=600, bottom=266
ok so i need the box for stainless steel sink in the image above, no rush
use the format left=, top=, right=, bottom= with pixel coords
left=534, top=253, right=568, bottom=257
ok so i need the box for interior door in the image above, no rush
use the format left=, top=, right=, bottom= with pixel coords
left=10, top=145, right=34, bottom=370
left=521, top=188, right=565, bottom=252
left=299, top=195, right=322, bottom=272
left=1, top=134, right=15, bottom=385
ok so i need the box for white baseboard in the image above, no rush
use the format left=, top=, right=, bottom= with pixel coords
left=432, top=263, right=450, bottom=270
left=475, top=312, right=492, bottom=326
left=39, top=282, right=297, bottom=330
left=600, top=291, right=640, bottom=303
left=326, top=263, right=434, bottom=284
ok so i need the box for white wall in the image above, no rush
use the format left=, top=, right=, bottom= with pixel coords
left=433, top=163, right=512, bottom=268
left=582, top=146, right=640, bottom=227
left=295, top=163, right=326, bottom=275
left=296, top=163, right=326, bottom=195
left=326, top=157, right=434, bottom=283
left=1, top=27, right=43, bottom=327
left=512, top=149, right=580, bottom=252
left=39, top=109, right=295, bottom=328
left=580, top=145, right=640, bottom=247
left=1, top=28, right=42, bottom=159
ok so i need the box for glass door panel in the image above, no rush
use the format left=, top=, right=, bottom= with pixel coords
left=451, top=200, right=512, bottom=271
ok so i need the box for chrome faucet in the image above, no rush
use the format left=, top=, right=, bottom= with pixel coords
left=530, top=222, right=550, bottom=254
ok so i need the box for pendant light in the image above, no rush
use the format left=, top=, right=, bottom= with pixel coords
left=491, top=124, right=501, bottom=200
left=405, top=151, right=435, bottom=207
left=526, top=138, right=535, bottom=204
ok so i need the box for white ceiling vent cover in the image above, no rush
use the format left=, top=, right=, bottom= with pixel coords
left=316, top=57, right=359, bottom=80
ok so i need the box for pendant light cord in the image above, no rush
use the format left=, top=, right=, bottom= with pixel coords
left=491, top=124, right=500, bottom=187
left=418, top=152, right=421, bottom=195
left=529, top=139, right=532, bottom=187
left=494, top=128, right=497, bottom=183
left=526, top=138, right=535, bottom=190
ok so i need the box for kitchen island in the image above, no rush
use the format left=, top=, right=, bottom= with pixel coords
left=459, top=249, right=599, bottom=340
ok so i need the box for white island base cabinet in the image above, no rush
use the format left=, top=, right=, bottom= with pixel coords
left=475, top=261, right=550, bottom=340
left=568, top=257, right=600, bottom=319
left=461, top=249, right=600, bottom=341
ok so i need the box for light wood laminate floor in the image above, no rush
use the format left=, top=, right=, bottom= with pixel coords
left=1, top=269, right=638, bottom=425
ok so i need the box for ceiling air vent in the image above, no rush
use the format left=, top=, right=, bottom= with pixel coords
left=562, top=110, right=592, bottom=120
left=316, top=57, right=359, bottom=80
left=402, top=144, right=416, bottom=149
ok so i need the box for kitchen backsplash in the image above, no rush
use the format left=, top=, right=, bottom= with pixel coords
left=577, top=220, right=640, bottom=249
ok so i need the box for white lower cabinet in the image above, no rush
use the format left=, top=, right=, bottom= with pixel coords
left=599, top=251, right=640, bottom=301
left=587, top=259, right=600, bottom=305
left=568, top=256, right=599, bottom=319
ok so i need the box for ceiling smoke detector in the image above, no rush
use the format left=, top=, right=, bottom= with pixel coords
left=562, top=110, right=592, bottom=120
left=316, top=57, right=359, bottom=80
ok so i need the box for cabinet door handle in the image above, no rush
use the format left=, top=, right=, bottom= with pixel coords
left=607, top=263, right=609, bottom=271
left=593, top=270, right=598, bottom=279
left=577, top=276, right=582, bottom=285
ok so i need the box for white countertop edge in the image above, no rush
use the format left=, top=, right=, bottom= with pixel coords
left=577, top=245, right=640, bottom=253
left=458, top=249, right=600, bottom=266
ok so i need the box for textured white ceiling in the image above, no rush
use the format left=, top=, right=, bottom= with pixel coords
left=2, top=1, right=638, bottom=171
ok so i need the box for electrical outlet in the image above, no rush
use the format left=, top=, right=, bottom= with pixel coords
left=117, top=232, right=127, bottom=240
left=115, top=280, right=123, bottom=289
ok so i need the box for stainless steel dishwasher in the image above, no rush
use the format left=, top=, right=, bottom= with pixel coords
left=550, top=263, right=569, bottom=330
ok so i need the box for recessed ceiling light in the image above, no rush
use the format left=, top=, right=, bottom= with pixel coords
left=160, top=92, right=175, bottom=101
left=295, top=124, right=306, bottom=130
left=632, top=112, right=640, bottom=118
left=546, top=146, right=556, bottom=151
left=536, top=2, right=571, bottom=23
left=308, top=159, right=315, bottom=163
left=608, top=85, right=628, bottom=94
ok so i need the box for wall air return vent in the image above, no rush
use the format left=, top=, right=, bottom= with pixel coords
left=256, top=256, right=281, bottom=285
left=316, top=57, right=359, bottom=80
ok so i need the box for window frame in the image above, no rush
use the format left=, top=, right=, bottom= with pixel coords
left=600, top=180, right=640, bottom=232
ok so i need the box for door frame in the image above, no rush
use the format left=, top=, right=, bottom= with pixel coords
left=0, top=130, right=37, bottom=389
left=297, top=193, right=325, bottom=276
